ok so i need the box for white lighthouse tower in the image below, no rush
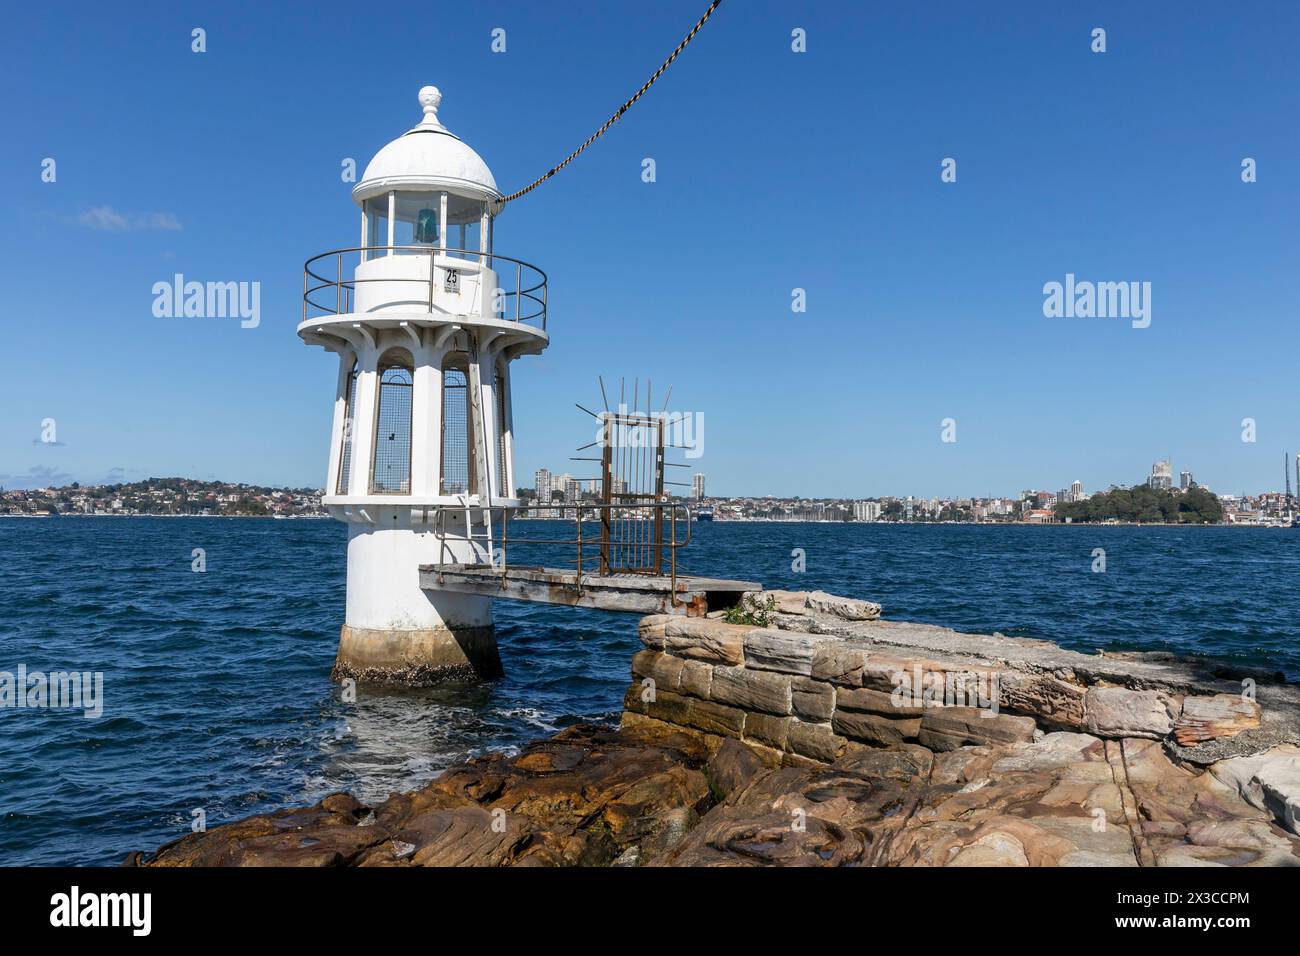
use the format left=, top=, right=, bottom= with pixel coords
left=298, top=86, right=548, bottom=685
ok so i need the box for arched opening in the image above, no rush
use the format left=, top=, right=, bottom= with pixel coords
left=370, top=348, right=414, bottom=494
left=336, top=358, right=359, bottom=495
left=441, top=353, right=473, bottom=495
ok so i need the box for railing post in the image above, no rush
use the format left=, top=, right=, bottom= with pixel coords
left=429, top=251, right=435, bottom=311
left=576, top=505, right=583, bottom=592
left=302, top=266, right=307, bottom=322
left=500, top=508, right=508, bottom=588
left=516, top=262, right=522, bottom=321
left=669, top=504, right=678, bottom=606
left=336, top=252, right=342, bottom=314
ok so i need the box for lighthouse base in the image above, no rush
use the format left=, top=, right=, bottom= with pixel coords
left=331, top=623, right=503, bottom=686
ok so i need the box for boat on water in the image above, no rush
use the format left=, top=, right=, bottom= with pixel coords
left=695, top=507, right=714, bottom=522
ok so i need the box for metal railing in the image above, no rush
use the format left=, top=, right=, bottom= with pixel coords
left=432, top=501, right=694, bottom=604
left=302, top=245, right=548, bottom=329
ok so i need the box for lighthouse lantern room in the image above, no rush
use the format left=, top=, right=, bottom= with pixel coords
left=298, top=86, right=548, bottom=685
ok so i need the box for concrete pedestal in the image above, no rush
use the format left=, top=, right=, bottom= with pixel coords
left=332, top=622, right=503, bottom=685
left=333, top=509, right=500, bottom=686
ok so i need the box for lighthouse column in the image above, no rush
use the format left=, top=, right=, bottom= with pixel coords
left=299, top=85, right=547, bottom=686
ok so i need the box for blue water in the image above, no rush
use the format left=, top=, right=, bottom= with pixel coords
left=0, top=518, right=1297, bottom=866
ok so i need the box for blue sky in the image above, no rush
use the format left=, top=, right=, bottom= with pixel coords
left=2, top=0, right=1298, bottom=498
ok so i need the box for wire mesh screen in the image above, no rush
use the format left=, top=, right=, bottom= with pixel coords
left=371, top=365, right=413, bottom=494
left=336, top=362, right=359, bottom=495
left=601, top=413, right=665, bottom=574
left=495, top=366, right=509, bottom=497
left=441, top=366, right=471, bottom=494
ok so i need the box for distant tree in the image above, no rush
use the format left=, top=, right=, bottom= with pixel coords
left=1055, top=484, right=1224, bottom=524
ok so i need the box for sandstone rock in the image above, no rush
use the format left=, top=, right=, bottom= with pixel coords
left=786, top=720, right=848, bottom=762
left=630, top=649, right=684, bottom=693
left=653, top=806, right=866, bottom=866
left=810, top=645, right=868, bottom=686
left=917, top=707, right=1037, bottom=752
left=1119, top=737, right=1300, bottom=865
left=791, top=676, right=835, bottom=721
left=859, top=655, right=997, bottom=706
left=624, top=685, right=691, bottom=727
left=400, top=806, right=533, bottom=866
left=832, top=709, right=922, bottom=747
left=1210, top=745, right=1300, bottom=836
left=602, top=765, right=711, bottom=850
left=833, top=744, right=933, bottom=784
left=663, top=617, right=747, bottom=665
left=744, top=712, right=792, bottom=751
left=617, top=712, right=714, bottom=760
left=678, top=659, right=714, bottom=699
left=710, top=665, right=792, bottom=715
left=990, top=732, right=1106, bottom=773
left=1174, top=694, right=1262, bottom=746
left=997, top=671, right=1086, bottom=729
left=683, top=698, right=746, bottom=737
left=930, top=746, right=996, bottom=786
left=706, top=738, right=768, bottom=799
left=611, top=846, right=641, bottom=867
left=836, top=685, right=927, bottom=718
left=752, top=590, right=812, bottom=616
left=638, top=616, right=670, bottom=650
left=804, top=590, right=882, bottom=621
left=743, top=629, right=836, bottom=675
left=139, top=711, right=1300, bottom=870
left=1083, top=687, right=1174, bottom=740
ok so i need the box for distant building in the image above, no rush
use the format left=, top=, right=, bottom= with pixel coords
left=1180, top=470, right=1194, bottom=490
left=1071, top=480, right=1083, bottom=499
left=692, top=473, right=706, bottom=499
left=1148, top=459, right=1173, bottom=491
left=534, top=468, right=554, bottom=515
left=853, top=500, right=881, bottom=521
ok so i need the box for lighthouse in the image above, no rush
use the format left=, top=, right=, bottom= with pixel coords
left=298, top=86, right=548, bottom=685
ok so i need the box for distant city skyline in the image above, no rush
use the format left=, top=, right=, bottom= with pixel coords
left=4, top=3, right=1299, bottom=497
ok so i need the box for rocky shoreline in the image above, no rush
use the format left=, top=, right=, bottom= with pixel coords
left=129, top=590, right=1300, bottom=867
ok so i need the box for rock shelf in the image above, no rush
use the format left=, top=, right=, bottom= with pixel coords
left=130, top=590, right=1300, bottom=867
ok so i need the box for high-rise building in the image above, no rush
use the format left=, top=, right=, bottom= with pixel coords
left=1148, top=459, right=1173, bottom=491
left=691, top=473, right=706, bottom=499
left=534, top=468, right=554, bottom=516
left=1071, top=480, right=1083, bottom=500
left=1180, top=470, right=1194, bottom=490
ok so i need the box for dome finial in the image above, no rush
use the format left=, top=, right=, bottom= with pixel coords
left=418, top=85, right=442, bottom=118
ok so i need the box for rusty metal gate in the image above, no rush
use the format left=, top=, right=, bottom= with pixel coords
left=599, top=410, right=665, bottom=574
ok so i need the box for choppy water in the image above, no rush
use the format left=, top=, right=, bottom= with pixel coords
left=0, top=517, right=1296, bottom=866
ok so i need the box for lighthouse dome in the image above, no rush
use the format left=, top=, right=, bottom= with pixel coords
left=353, top=87, right=500, bottom=205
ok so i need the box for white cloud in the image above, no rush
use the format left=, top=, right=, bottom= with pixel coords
left=78, top=205, right=182, bottom=232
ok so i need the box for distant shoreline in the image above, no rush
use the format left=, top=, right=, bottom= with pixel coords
left=2, top=514, right=1273, bottom=528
